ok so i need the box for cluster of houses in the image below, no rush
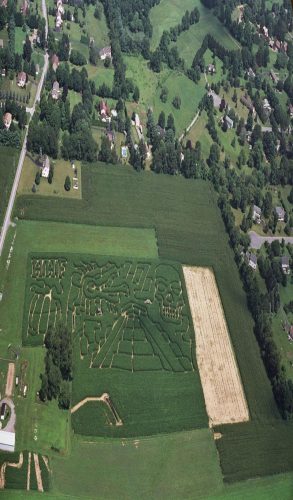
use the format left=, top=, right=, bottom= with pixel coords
left=246, top=250, right=291, bottom=274
left=55, top=0, right=65, bottom=31
left=259, top=25, right=288, bottom=53
left=253, top=204, right=286, bottom=224
left=98, top=100, right=117, bottom=123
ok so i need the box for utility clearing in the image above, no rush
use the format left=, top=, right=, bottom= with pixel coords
left=183, top=266, right=249, bottom=426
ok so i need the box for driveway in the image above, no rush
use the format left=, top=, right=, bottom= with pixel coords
left=0, top=397, right=16, bottom=432
left=249, top=231, right=293, bottom=250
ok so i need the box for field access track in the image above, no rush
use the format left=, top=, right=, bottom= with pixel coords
left=183, top=266, right=249, bottom=426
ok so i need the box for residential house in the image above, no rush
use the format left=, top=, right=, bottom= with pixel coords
left=1, top=68, right=5, bottom=77
left=247, top=67, right=256, bottom=79
left=3, top=112, right=12, bottom=129
left=262, top=26, right=269, bottom=38
left=111, top=109, right=117, bottom=118
left=225, top=116, right=234, bottom=129
left=99, top=46, right=112, bottom=60
left=17, top=71, right=26, bottom=87
left=207, top=63, right=216, bottom=74
left=247, top=252, right=257, bottom=270
left=240, top=95, right=254, bottom=113
left=20, top=0, right=29, bottom=15
left=270, top=70, right=279, bottom=84
left=42, top=156, right=50, bottom=178
left=99, top=100, right=110, bottom=121
left=281, top=255, right=290, bottom=275
left=121, top=146, right=128, bottom=159
left=253, top=205, right=262, bottom=223
left=1, top=0, right=8, bottom=7
left=51, top=80, right=60, bottom=99
left=263, top=98, right=271, bottom=112
left=275, top=206, right=285, bottom=221
left=261, top=126, right=272, bottom=133
left=51, top=54, right=59, bottom=71
left=55, top=13, right=63, bottom=30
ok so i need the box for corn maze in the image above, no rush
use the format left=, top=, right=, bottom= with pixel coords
left=23, top=255, right=195, bottom=373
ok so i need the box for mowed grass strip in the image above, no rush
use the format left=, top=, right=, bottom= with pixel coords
left=52, top=429, right=222, bottom=500
left=0, top=146, right=19, bottom=226
left=15, top=163, right=279, bottom=423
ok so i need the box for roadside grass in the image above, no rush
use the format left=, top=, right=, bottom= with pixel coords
left=0, top=146, right=19, bottom=227
left=15, top=163, right=280, bottom=426
left=17, top=155, right=82, bottom=200
left=125, top=55, right=206, bottom=136
left=52, top=429, right=222, bottom=499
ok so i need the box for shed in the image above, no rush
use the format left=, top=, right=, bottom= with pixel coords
left=0, top=430, right=15, bottom=452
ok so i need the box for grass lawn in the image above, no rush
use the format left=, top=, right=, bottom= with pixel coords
left=15, top=347, right=70, bottom=455
left=68, top=89, right=82, bottom=108
left=185, top=111, right=213, bottom=156
left=0, top=146, right=19, bottom=227
left=125, top=55, right=206, bottom=137
left=86, top=62, right=114, bottom=90
left=0, top=75, right=38, bottom=107
left=15, top=27, right=26, bottom=55
left=52, top=429, right=222, bottom=499
left=17, top=155, right=82, bottom=200
left=150, top=0, right=239, bottom=55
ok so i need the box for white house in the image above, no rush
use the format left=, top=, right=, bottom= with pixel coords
left=247, top=252, right=257, bottom=270
left=225, top=116, right=234, bottom=129
left=42, top=156, right=50, bottom=178
left=281, top=256, right=290, bottom=275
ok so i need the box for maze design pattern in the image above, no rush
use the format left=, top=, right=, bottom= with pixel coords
left=24, top=256, right=195, bottom=373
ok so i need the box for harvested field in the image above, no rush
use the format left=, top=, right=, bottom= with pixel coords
left=183, top=266, right=249, bottom=426
left=5, top=363, right=15, bottom=397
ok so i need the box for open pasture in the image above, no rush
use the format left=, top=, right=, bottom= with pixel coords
left=184, top=266, right=249, bottom=426
left=22, top=255, right=207, bottom=435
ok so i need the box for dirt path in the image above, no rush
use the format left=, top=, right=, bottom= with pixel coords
left=27, top=452, right=31, bottom=491
left=70, top=393, right=110, bottom=414
left=5, top=363, right=15, bottom=397
left=183, top=266, right=249, bottom=426
left=33, top=453, right=43, bottom=493
left=0, top=452, right=23, bottom=489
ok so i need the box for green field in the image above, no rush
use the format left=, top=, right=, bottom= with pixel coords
left=0, top=147, right=19, bottom=227
left=14, top=163, right=278, bottom=424
left=0, top=451, right=50, bottom=492
left=22, top=255, right=207, bottom=436
left=125, top=55, right=206, bottom=136
left=52, top=429, right=222, bottom=499
left=150, top=0, right=239, bottom=55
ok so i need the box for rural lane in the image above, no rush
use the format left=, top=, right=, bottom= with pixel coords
left=249, top=231, right=293, bottom=250
left=0, top=0, right=48, bottom=257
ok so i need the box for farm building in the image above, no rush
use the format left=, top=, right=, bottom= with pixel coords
left=0, top=430, right=15, bottom=452
left=3, top=112, right=12, bottom=129
left=281, top=256, right=290, bottom=275
left=99, top=46, right=112, bottom=60
left=275, top=206, right=285, bottom=221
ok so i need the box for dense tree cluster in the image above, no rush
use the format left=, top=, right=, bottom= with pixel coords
left=39, top=324, right=72, bottom=409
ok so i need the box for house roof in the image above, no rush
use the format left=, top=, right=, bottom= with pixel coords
left=281, top=255, right=289, bottom=266
left=3, top=112, right=12, bottom=121
left=253, top=205, right=261, bottom=214
left=275, top=206, right=285, bottom=216
left=17, top=71, right=26, bottom=81
left=226, top=116, right=233, bottom=126
left=52, top=81, right=59, bottom=90
left=99, top=46, right=111, bottom=57
left=0, top=430, right=15, bottom=451
left=249, top=253, right=257, bottom=265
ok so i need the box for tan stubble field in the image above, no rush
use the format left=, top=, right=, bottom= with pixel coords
left=183, top=266, right=249, bottom=426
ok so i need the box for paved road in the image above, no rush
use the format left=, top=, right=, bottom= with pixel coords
left=249, top=231, right=293, bottom=249
left=0, top=1, right=48, bottom=257
left=1, top=398, right=16, bottom=432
